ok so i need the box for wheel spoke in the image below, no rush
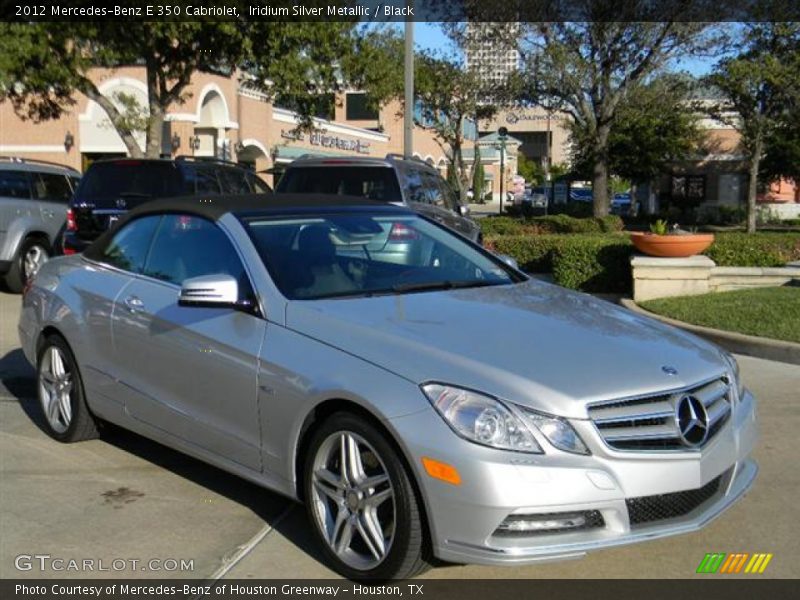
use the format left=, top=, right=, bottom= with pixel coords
left=50, top=348, right=65, bottom=378
left=356, top=510, right=386, bottom=561
left=358, top=473, right=389, bottom=492
left=334, top=515, right=355, bottom=555
left=47, top=394, right=61, bottom=423
left=59, top=393, right=72, bottom=424
left=365, top=487, right=393, bottom=508
left=343, top=434, right=366, bottom=484
left=314, top=476, right=343, bottom=503
left=41, top=371, right=57, bottom=386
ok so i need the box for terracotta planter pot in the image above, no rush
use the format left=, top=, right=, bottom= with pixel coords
left=630, top=232, right=715, bottom=258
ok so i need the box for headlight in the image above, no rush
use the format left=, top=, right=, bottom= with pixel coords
left=518, top=407, right=590, bottom=455
left=722, top=352, right=745, bottom=401
left=422, top=384, right=589, bottom=455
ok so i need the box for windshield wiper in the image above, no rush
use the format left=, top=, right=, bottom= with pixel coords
left=391, top=280, right=499, bottom=294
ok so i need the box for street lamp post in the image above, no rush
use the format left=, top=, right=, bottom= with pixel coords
left=497, top=126, right=508, bottom=215
left=403, top=4, right=414, bottom=159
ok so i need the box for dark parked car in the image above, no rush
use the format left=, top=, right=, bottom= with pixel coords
left=62, top=156, right=271, bottom=254
left=275, top=154, right=482, bottom=244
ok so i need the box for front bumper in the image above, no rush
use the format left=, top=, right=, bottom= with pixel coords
left=389, top=389, right=758, bottom=566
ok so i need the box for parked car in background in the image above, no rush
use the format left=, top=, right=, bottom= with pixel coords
left=19, top=195, right=757, bottom=580
left=62, top=156, right=271, bottom=254
left=275, top=154, right=481, bottom=244
left=611, top=192, right=632, bottom=215
left=0, top=157, right=80, bottom=292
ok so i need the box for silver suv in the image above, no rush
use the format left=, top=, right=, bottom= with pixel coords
left=0, top=158, right=80, bottom=292
left=276, top=154, right=482, bottom=243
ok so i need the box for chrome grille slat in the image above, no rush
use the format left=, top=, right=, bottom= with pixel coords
left=590, top=400, right=673, bottom=424
left=601, top=424, right=679, bottom=442
left=588, top=378, right=732, bottom=451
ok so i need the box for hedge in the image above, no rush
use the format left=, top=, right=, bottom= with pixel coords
left=703, top=232, right=800, bottom=267
left=480, top=214, right=624, bottom=236
left=483, top=231, right=800, bottom=293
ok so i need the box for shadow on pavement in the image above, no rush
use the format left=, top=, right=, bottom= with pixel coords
left=0, top=347, right=329, bottom=570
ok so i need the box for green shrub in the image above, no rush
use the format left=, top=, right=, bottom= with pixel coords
left=484, top=234, right=566, bottom=272
left=551, top=237, right=634, bottom=293
left=480, top=214, right=624, bottom=236
left=705, top=233, right=800, bottom=266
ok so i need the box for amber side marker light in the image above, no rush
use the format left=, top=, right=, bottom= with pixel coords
left=422, top=457, right=461, bottom=485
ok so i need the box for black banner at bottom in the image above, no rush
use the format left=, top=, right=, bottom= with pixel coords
left=2, top=579, right=798, bottom=600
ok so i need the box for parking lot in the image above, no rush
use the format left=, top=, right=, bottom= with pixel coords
left=1, top=290, right=798, bottom=580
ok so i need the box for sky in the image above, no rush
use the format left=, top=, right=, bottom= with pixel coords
left=406, top=22, right=716, bottom=76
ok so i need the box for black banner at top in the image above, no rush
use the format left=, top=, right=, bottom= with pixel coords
left=2, top=0, right=800, bottom=22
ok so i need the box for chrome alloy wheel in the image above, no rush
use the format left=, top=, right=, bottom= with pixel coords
left=23, top=244, right=47, bottom=280
left=310, top=431, right=396, bottom=570
left=38, top=346, right=73, bottom=434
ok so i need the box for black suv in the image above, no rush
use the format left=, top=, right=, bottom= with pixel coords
left=63, top=157, right=271, bottom=254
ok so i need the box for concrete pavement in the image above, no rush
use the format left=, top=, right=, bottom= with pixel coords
left=1, top=290, right=798, bottom=579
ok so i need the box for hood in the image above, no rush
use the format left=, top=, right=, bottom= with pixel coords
left=285, top=280, right=727, bottom=419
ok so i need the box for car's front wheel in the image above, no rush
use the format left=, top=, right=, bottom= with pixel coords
left=37, top=335, right=99, bottom=443
left=304, top=412, right=429, bottom=580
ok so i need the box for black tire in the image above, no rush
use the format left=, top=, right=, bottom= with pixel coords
left=36, top=334, right=99, bottom=443
left=303, top=412, right=430, bottom=580
left=5, top=236, right=50, bottom=293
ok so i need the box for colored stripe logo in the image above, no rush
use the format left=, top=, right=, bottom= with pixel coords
left=697, top=553, right=773, bottom=574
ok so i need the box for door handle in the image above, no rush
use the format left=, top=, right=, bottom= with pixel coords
left=123, top=296, right=145, bottom=312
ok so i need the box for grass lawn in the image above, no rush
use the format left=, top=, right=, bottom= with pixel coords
left=640, top=286, right=800, bottom=344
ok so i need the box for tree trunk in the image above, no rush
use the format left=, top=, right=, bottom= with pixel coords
left=592, top=157, right=610, bottom=217
left=745, top=137, right=763, bottom=234
left=592, top=125, right=611, bottom=217
left=81, top=82, right=143, bottom=158
left=145, top=105, right=165, bottom=159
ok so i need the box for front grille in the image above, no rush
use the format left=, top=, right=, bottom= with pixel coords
left=626, top=475, right=722, bottom=526
left=587, top=378, right=732, bottom=451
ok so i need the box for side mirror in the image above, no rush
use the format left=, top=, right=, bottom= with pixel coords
left=457, top=204, right=470, bottom=217
left=179, top=274, right=252, bottom=310
left=496, top=254, right=519, bottom=270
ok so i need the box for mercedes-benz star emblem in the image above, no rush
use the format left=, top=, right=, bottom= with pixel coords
left=662, top=366, right=679, bottom=376
left=675, top=395, right=709, bottom=447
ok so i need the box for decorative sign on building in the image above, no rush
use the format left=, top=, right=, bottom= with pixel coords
left=310, top=131, right=371, bottom=154
left=281, top=129, right=304, bottom=141
left=506, top=112, right=566, bottom=124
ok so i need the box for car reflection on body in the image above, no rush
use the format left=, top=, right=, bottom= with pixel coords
left=18, top=194, right=757, bottom=579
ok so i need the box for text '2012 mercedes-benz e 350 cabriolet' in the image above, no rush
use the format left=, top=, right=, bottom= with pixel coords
left=18, top=194, right=757, bottom=579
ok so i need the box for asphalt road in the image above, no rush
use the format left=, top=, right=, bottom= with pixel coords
left=1, top=290, right=798, bottom=580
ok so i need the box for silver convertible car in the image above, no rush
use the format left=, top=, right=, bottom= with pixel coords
left=19, top=195, right=757, bottom=579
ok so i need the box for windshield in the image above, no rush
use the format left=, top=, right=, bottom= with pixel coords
left=244, top=213, right=521, bottom=300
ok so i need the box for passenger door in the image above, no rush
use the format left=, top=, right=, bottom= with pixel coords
left=31, top=171, right=73, bottom=244
left=0, top=170, right=33, bottom=255
left=111, top=214, right=264, bottom=471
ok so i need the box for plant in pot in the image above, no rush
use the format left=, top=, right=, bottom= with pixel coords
left=630, top=219, right=714, bottom=258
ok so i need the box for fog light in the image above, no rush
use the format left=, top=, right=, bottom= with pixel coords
left=495, top=510, right=604, bottom=536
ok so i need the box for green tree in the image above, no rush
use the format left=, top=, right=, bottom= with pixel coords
left=515, top=5, right=718, bottom=216
left=571, top=75, right=701, bottom=201
left=415, top=52, right=504, bottom=199
left=761, top=116, right=800, bottom=184
left=706, top=22, right=800, bottom=232
left=0, top=20, right=353, bottom=158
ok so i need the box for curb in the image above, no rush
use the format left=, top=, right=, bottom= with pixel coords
left=620, top=297, right=800, bottom=366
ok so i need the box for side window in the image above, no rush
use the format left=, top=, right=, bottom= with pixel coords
left=422, top=172, right=446, bottom=207
left=247, top=173, right=272, bottom=194
left=437, top=177, right=459, bottom=211
left=218, top=167, right=251, bottom=194
left=0, top=170, right=32, bottom=199
left=184, top=167, right=222, bottom=194
left=100, top=216, right=161, bottom=273
left=143, top=215, right=250, bottom=293
left=32, top=172, right=73, bottom=203
left=403, top=169, right=427, bottom=204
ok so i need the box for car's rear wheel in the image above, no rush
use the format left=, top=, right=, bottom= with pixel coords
left=5, top=237, right=50, bottom=293
left=37, top=335, right=99, bottom=443
left=304, top=412, right=429, bottom=580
